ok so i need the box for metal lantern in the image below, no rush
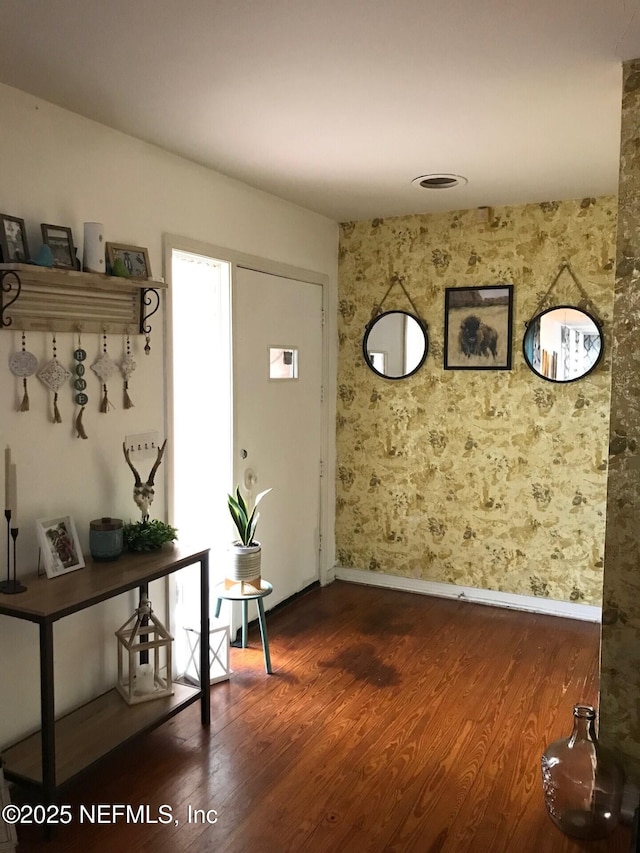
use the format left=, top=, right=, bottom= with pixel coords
left=115, top=595, right=174, bottom=705
left=183, top=616, right=232, bottom=686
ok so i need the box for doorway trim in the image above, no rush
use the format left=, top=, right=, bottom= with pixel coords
left=163, top=233, right=334, bottom=587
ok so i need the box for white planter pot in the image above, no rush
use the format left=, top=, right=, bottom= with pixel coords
left=226, top=541, right=261, bottom=589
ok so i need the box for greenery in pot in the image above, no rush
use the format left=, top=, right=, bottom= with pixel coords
left=227, top=486, right=271, bottom=546
left=123, top=518, right=178, bottom=552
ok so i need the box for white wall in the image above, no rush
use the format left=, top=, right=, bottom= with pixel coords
left=0, top=83, right=338, bottom=746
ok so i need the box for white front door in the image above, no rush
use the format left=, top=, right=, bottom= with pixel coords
left=233, top=267, right=323, bottom=608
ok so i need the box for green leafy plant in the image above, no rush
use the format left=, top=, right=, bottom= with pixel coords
left=227, top=487, right=271, bottom=546
left=123, top=519, right=178, bottom=552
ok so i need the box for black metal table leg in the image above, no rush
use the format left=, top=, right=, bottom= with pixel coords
left=39, top=619, right=55, bottom=833
left=200, top=552, right=210, bottom=725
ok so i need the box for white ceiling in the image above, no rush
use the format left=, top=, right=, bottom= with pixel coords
left=1, top=0, right=639, bottom=222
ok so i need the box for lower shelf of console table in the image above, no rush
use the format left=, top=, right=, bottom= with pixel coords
left=3, top=683, right=199, bottom=788
left=0, top=543, right=211, bottom=801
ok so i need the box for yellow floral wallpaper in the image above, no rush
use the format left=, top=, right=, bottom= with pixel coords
left=337, top=198, right=616, bottom=604
left=600, top=59, right=640, bottom=779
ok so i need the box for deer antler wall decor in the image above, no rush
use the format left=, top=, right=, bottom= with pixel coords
left=122, top=439, right=167, bottom=520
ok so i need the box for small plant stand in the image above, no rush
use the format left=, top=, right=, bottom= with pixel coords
left=213, top=580, right=273, bottom=674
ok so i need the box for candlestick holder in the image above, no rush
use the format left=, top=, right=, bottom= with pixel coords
left=3, top=509, right=9, bottom=576
left=0, top=513, right=27, bottom=594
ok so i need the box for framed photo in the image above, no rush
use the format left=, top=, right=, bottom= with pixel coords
left=105, top=242, right=152, bottom=279
left=444, top=284, right=514, bottom=370
left=0, top=214, right=30, bottom=263
left=41, top=223, right=76, bottom=269
left=36, top=516, right=85, bottom=578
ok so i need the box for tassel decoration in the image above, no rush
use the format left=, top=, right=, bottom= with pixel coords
left=9, top=331, right=38, bottom=413
left=73, top=335, right=89, bottom=438
left=100, top=384, right=114, bottom=413
left=37, top=333, right=71, bottom=425
left=92, top=333, right=117, bottom=414
left=123, top=381, right=134, bottom=409
left=19, top=378, right=30, bottom=412
left=120, top=334, right=136, bottom=409
left=75, top=406, right=88, bottom=440
left=53, top=392, right=62, bottom=424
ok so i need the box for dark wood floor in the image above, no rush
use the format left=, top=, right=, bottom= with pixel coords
left=16, top=581, right=630, bottom=852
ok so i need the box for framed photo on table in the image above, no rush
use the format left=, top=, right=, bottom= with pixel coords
left=36, top=516, right=85, bottom=578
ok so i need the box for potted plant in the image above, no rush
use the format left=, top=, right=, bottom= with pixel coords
left=123, top=518, right=178, bottom=552
left=226, top=486, right=271, bottom=589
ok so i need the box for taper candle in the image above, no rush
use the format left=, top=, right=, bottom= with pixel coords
left=9, top=464, right=17, bottom=521
left=4, top=446, right=11, bottom=510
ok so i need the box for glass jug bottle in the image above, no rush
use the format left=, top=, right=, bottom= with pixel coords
left=541, top=704, right=623, bottom=840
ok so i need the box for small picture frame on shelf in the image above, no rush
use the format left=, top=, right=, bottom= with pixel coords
left=0, top=213, right=30, bottom=263
left=36, top=515, right=85, bottom=578
left=41, top=223, right=76, bottom=269
left=106, top=242, right=152, bottom=279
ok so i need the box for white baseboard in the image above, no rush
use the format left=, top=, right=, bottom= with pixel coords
left=334, top=567, right=601, bottom=622
left=322, top=564, right=337, bottom=585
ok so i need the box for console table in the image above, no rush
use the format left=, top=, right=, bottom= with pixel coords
left=0, top=543, right=210, bottom=804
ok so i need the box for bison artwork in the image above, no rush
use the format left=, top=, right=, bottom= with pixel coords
left=459, top=314, right=498, bottom=359
left=444, top=285, right=513, bottom=369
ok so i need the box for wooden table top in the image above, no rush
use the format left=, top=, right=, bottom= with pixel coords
left=0, top=543, right=209, bottom=623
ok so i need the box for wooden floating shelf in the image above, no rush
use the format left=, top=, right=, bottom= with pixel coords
left=0, top=263, right=167, bottom=335
left=3, top=683, right=199, bottom=786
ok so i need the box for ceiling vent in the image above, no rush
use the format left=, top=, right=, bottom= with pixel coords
left=412, top=173, right=468, bottom=189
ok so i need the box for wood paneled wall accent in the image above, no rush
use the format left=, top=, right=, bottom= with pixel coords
left=15, top=582, right=630, bottom=852
left=600, top=58, right=640, bottom=783
left=337, top=198, right=616, bottom=604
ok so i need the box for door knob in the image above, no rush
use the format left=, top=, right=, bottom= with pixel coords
left=240, top=449, right=248, bottom=459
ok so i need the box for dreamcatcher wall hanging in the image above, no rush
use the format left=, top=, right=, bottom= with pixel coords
left=9, top=332, right=38, bottom=412
left=37, top=333, right=72, bottom=423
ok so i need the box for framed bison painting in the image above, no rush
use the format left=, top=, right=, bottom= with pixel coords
left=444, top=285, right=514, bottom=370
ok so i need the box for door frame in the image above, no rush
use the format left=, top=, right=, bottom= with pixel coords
left=163, top=233, right=334, bottom=588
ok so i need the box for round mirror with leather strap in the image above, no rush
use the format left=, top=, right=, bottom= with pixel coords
left=523, top=305, right=603, bottom=383
left=363, top=310, right=429, bottom=379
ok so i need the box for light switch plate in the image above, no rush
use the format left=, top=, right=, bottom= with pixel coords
left=124, top=431, right=160, bottom=460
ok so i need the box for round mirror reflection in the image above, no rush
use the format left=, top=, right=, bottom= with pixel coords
left=523, top=305, right=603, bottom=383
left=363, top=310, right=428, bottom=379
